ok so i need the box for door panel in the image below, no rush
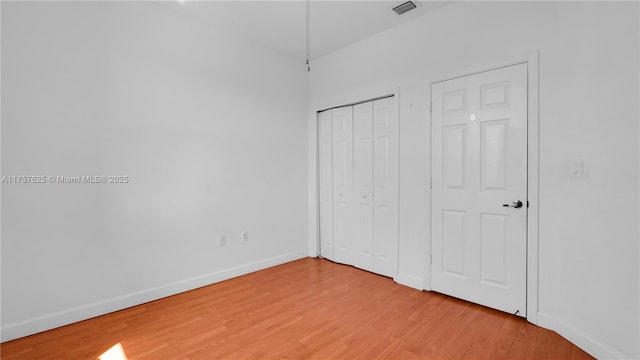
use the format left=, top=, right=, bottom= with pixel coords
left=373, top=97, right=398, bottom=278
left=442, top=210, right=466, bottom=277
left=332, top=106, right=354, bottom=264
left=375, top=137, right=389, bottom=188
left=432, top=63, right=527, bottom=316
left=443, top=125, right=467, bottom=189
left=353, top=102, right=374, bottom=271
left=480, top=213, right=508, bottom=286
left=334, top=202, right=347, bottom=252
left=481, top=120, right=508, bottom=190
left=318, top=110, right=334, bottom=260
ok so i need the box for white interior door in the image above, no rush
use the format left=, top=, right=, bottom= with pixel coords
left=372, top=97, right=399, bottom=278
left=332, top=106, right=354, bottom=264
left=352, top=102, right=374, bottom=272
left=318, top=110, right=334, bottom=261
left=431, top=63, right=528, bottom=316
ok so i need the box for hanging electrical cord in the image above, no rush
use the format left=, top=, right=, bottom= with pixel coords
left=306, top=0, right=310, bottom=72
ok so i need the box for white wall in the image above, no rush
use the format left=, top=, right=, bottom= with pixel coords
left=1, top=2, right=308, bottom=341
left=308, top=2, right=639, bottom=359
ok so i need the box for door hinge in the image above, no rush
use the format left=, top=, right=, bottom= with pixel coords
left=430, top=101, right=432, bottom=113
left=430, top=177, right=432, bottom=189
left=430, top=253, right=432, bottom=265
left=527, top=200, right=530, bottom=208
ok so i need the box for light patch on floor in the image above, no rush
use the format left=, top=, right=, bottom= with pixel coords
left=98, top=343, right=128, bottom=360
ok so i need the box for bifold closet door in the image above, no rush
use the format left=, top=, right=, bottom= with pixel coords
left=331, top=106, right=354, bottom=264
left=318, top=98, right=397, bottom=278
left=372, top=97, right=398, bottom=278
left=318, top=110, right=334, bottom=261
left=352, top=102, right=375, bottom=272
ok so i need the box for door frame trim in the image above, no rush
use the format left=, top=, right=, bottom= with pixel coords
left=427, top=51, right=540, bottom=325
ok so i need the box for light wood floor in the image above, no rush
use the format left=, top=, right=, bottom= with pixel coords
left=2, top=258, right=593, bottom=360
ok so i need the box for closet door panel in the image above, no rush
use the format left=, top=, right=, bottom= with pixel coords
left=352, top=102, right=374, bottom=272
left=332, top=106, right=354, bottom=264
left=318, top=110, right=334, bottom=260
left=373, top=97, right=398, bottom=277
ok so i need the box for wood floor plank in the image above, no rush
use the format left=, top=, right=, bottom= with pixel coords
left=1, top=258, right=594, bottom=360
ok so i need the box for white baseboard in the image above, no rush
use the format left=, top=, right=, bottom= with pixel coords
left=394, top=273, right=425, bottom=291
left=537, top=312, right=631, bottom=360
left=1, top=251, right=307, bottom=342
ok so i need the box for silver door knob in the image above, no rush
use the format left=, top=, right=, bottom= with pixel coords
left=502, top=200, right=523, bottom=208
left=362, top=194, right=367, bottom=199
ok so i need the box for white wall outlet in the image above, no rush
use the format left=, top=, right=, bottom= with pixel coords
left=570, top=159, right=589, bottom=178
left=242, top=231, right=249, bottom=242
left=219, top=234, right=227, bottom=247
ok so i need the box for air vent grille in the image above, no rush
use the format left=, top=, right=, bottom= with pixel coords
left=393, top=1, right=417, bottom=15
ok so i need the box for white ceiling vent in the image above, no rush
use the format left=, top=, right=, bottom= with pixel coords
left=392, top=1, right=418, bottom=15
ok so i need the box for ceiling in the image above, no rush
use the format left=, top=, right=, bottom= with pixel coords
left=158, top=1, right=451, bottom=61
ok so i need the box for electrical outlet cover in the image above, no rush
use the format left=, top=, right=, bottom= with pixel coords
left=570, top=159, right=589, bottom=178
